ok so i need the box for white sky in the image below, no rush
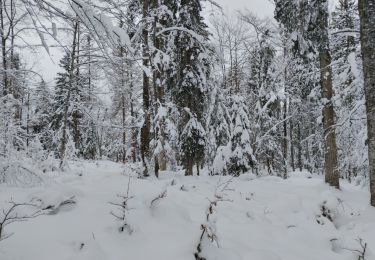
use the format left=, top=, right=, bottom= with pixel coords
left=36, top=1, right=277, bottom=83
left=206, top=0, right=275, bottom=18
left=36, top=0, right=339, bottom=84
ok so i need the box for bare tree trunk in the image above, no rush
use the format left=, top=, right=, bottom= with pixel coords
left=121, top=93, right=126, bottom=163
left=119, top=42, right=127, bottom=164
left=305, top=128, right=312, bottom=173
left=141, top=0, right=150, bottom=177
left=130, top=98, right=137, bottom=163
left=358, top=0, right=375, bottom=206
left=297, top=122, right=303, bottom=172
left=153, top=0, right=167, bottom=175
left=72, top=22, right=81, bottom=152
left=290, top=120, right=295, bottom=172
left=9, top=0, right=20, bottom=122
left=318, top=0, right=339, bottom=189
left=25, top=90, right=30, bottom=147
left=185, top=158, right=193, bottom=176
left=0, top=0, right=8, bottom=96
left=283, top=101, right=288, bottom=178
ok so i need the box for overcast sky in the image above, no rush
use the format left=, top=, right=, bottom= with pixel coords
left=207, top=0, right=275, bottom=18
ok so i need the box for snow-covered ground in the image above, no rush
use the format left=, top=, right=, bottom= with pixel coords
left=1, top=161, right=375, bottom=260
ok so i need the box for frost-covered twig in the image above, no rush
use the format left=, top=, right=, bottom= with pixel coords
left=150, top=190, right=167, bottom=209
left=340, top=238, right=367, bottom=260
left=110, top=177, right=134, bottom=234
left=0, top=200, right=44, bottom=241
left=195, top=178, right=233, bottom=259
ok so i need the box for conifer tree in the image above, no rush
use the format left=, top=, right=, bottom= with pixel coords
left=32, top=80, right=53, bottom=150
left=213, top=95, right=255, bottom=176
left=331, top=0, right=367, bottom=181
left=175, top=0, right=210, bottom=176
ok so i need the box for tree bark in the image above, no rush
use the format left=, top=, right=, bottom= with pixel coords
left=283, top=100, right=288, bottom=178
left=318, top=0, right=339, bottom=189
left=358, top=0, right=375, bottom=206
left=141, top=0, right=150, bottom=177
left=152, top=0, right=167, bottom=177
left=297, top=122, right=303, bottom=172
left=72, top=22, right=81, bottom=152
left=0, top=0, right=8, bottom=96
left=290, top=120, right=295, bottom=172
left=122, top=93, right=126, bottom=163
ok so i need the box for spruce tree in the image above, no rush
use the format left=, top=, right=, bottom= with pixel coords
left=32, top=80, right=53, bottom=150
left=175, top=0, right=210, bottom=176
left=213, top=95, right=255, bottom=176
left=331, top=0, right=366, bottom=181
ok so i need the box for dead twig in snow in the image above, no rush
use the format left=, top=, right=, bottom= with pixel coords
left=0, top=200, right=44, bottom=241
left=110, top=176, right=134, bottom=234
left=150, top=190, right=167, bottom=208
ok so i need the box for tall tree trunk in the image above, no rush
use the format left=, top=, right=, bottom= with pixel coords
left=141, top=0, right=150, bottom=177
left=152, top=0, right=167, bottom=176
left=130, top=96, right=137, bottom=163
left=318, top=0, right=339, bottom=189
left=72, top=22, right=81, bottom=153
left=26, top=91, right=30, bottom=147
left=297, top=122, right=303, bottom=172
left=119, top=43, right=127, bottom=164
left=358, top=0, right=375, bottom=206
left=9, top=0, right=20, bottom=122
left=283, top=100, right=288, bottom=178
left=122, top=93, right=126, bottom=163
left=0, top=0, right=8, bottom=96
left=290, top=120, right=295, bottom=172
left=185, top=157, right=193, bottom=176
left=60, top=21, right=79, bottom=168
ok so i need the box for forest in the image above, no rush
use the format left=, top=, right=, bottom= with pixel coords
left=1, top=0, right=375, bottom=259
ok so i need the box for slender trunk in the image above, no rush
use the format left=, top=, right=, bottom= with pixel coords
left=290, top=120, right=295, bottom=172
left=119, top=43, right=127, bottom=164
left=72, top=23, right=81, bottom=152
left=88, top=36, right=91, bottom=102
left=60, top=21, right=79, bottom=168
left=153, top=0, right=167, bottom=175
left=26, top=91, right=30, bottom=147
left=283, top=101, right=288, bottom=178
left=234, top=43, right=239, bottom=93
left=305, top=128, right=312, bottom=173
left=122, top=94, right=126, bottom=163
left=358, top=0, right=375, bottom=206
left=10, top=0, right=20, bottom=122
left=185, top=158, right=193, bottom=176
left=141, top=0, right=150, bottom=177
left=0, top=0, right=8, bottom=96
left=297, top=122, right=302, bottom=172
left=9, top=0, right=14, bottom=93
left=318, top=0, right=339, bottom=189
left=130, top=93, right=137, bottom=163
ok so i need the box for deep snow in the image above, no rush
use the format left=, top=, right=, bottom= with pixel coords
left=1, top=161, right=375, bottom=260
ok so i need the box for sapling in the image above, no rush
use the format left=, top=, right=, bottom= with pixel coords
left=110, top=177, right=134, bottom=234
left=0, top=200, right=44, bottom=241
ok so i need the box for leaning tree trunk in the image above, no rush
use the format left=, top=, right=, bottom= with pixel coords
left=318, top=0, right=339, bottom=189
left=358, top=0, right=375, bottom=206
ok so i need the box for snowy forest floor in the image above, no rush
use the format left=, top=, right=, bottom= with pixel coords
left=1, top=161, right=375, bottom=260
